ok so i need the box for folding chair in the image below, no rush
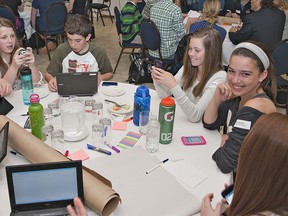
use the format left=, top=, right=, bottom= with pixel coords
left=272, top=39, right=288, bottom=114
left=35, top=1, right=67, bottom=61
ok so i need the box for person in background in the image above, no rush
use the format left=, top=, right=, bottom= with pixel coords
left=44, top=14, right=113, bottom=92
left=142, top=0, right=160, bottom=19
left=274, top=0, right=288, bottom=40
left=229, top=0, right=285, bottom=51
left=187, top=0, right=227, bottom=42
left=0, top=0, right=26, bottom=39
left=120, top=0, right=143, bottom=44
left=201, top=113, right=288, bottom=216
left=203, top=41, right=276, bottom=174
left=222, top=0, right=251, bottom=20
left=152, top=28, right=227, bottom=122
left=31, top=0, right=63, bottom=54
left=66, top=0, right=86, bottom=15
left=150, top=0, right=185, bottom=61
left=0, top=18, right=40, bottom=96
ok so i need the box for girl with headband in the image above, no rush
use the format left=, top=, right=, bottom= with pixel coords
left=202, top=41, right=277, bottom=174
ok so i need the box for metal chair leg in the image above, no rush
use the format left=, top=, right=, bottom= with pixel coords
left=114, top=48, right=124, bottom=74
left=107, top=8, right=113, bottom=23
left=99, top=10, right=105, bottom=26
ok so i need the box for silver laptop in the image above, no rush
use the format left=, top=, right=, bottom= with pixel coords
left=0, top=121, right=9, bottom=163
left=56, top=72, right=98, bottom=96
left=6, top=160, right=84, bottom=216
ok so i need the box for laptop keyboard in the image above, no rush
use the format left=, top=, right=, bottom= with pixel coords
left=13, top=208, right=69, bottom=216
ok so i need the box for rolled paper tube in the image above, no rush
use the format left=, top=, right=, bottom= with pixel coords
left=0, top=116, right=121, bottom=216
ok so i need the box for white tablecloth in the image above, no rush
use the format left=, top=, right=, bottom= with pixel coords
left=1, top=83, right=231, bottom=216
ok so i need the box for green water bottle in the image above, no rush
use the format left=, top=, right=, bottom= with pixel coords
left=158, top=97, right=176, bottom=144
left=29, top=94, right=45, bottom=140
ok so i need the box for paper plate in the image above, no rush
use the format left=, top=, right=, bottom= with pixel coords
left=101, top=86, right=125, bottom=97
left=107, top=103, right=133, bottom=115
left=34, top=88, right=49, bottom=99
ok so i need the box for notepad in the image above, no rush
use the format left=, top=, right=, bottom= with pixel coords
left=112, top=122, right=127, bottom=131
left=69, top=149, right=89, bottom=161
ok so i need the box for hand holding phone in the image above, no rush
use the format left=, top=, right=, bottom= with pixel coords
left=221, top=184, right=234, bottom=205
left=181, top=136, right=206, bottom=145
left=153, top=59, right=164, bottom=69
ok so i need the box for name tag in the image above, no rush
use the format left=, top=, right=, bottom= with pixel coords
left=234, top=119, right=251, bottom=130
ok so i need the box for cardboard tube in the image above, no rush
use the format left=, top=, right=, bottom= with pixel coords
left=0, top=115, right=121, bottom=216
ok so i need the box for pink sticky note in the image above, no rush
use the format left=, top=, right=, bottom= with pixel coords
left=69, top=149, right=89, bottom=161
left=112, top=122, right=127, bottom=131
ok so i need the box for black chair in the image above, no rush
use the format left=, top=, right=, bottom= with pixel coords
left=35, top=1, right=67, bottom=61
left=113, top=6, right=142, bottom=74
left=91, top=0, right=113, bottom=26
left=272, top=39, right=288, bottom=114
left=139, top=19, right=175, bottom=72
left=0, top=4, right=16, bottom=25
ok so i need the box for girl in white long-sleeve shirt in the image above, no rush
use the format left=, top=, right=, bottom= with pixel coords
left=151, top=28, right=227, bottom=122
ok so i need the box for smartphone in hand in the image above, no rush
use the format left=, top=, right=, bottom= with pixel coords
left=153, top=59, right=164, bottom=69
left=221, top=184, right=234, bottom=205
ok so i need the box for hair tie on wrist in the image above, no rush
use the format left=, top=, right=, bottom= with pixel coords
left=234, top=42, right=270, bottom=70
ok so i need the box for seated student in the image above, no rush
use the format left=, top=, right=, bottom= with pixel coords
left=142, top=0, right=160, bottom=19
left=274, top=0, right=288, bottom=40
left=45, top=14, right=113, bottom=92
left=120, top=0, right=143, bottom=44
left=203, top=41, right=276, bottom=174
left=187, top=0, right=227, bottom=42
left=222, top=0, right=251, bottom=20
left=66, top=0, right=86, bottom=15
left=0, top=18, right=41, bottom=96
left=151, top=28, right=227, bottom=122
left=229, top=0, right=285, bottom=51
left=201, top=113, right=288, bottom=216
left=31, top=0, right=64, bottom=53
left=0, top=0, right=26, bottom=39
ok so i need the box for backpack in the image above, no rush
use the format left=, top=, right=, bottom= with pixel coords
left=127, top=53, right=153, bottom=85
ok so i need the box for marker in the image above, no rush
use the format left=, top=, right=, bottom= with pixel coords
left=87, top=144, right=111, bottom=155
left=10, top=151, right=23, bottom=157
left=104, top=142, right=120, bottom=153
left=146, top=159, right=169, bottom=174
left=123, top=117, right=133, bottom=122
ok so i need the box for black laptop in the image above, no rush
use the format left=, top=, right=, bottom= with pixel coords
left=6, top=160, right=84, bottom=216
left=0, top=121, right=9, bottom=163
left=56, top=72, right=98, bottom=96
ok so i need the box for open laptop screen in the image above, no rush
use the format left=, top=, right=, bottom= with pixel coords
left=6, top=160, right=84, bottom=212
left=0, top=121, right=9, bottom=163
left=56, top=72, right=98, bottom=96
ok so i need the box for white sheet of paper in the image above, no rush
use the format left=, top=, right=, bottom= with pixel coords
left=84, top=146, right=201, bottom=216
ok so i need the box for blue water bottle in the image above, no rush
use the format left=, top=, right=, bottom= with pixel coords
left=20, top=66, right=34, bottom=105
left=133, top=85, right=151, bottom=126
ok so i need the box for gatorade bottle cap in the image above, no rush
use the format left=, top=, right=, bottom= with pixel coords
left=30, top=94, right=40, bottom=103
left=135, top=85, right=149, bottom=97
left=161, top=97, right=175, bottom=107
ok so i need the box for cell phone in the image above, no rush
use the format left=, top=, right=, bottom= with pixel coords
left=153, top=59, right=164, bottom=69
left=102, top=81, right=118, bottom=86
left=181, top=136, right=206, bottom=145
left=18, top=48, right=28, bottom=55
left=221, top=184, right=234, bottom=205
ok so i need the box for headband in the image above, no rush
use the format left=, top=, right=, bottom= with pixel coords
left=233, top=42, right=270, bottom=70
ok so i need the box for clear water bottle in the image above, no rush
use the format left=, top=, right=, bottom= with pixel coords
left=146, top=115, right=160, bottom=153
left=29, top=94, right=45, bottom=140
left=159, top=97, right=176, bottom=144
left=20, top=66, right=34, bottom=105
left=133, top=85, right=151, bottom=126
